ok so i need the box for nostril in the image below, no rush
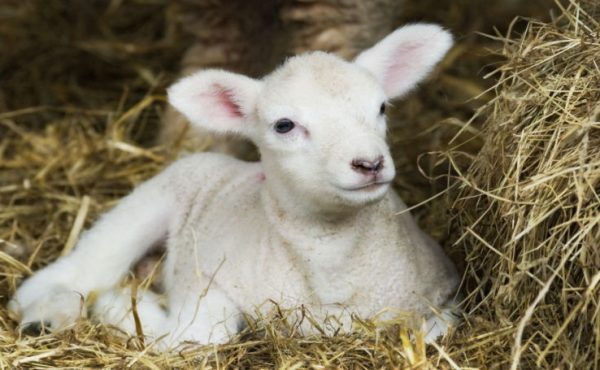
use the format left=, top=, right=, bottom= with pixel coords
left=351, top=156, right=384, bottom=174
left=373, top=157, right=384, bottom=172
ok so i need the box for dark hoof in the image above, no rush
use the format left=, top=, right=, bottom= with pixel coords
left=21, top=321, right=52, bottom=336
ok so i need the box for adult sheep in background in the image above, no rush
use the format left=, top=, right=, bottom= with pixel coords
left=8, top=24, right=459, bottom=349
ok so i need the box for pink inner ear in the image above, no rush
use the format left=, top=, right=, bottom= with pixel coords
left=384, top=42, right=423, bottom=94
left=206, top=84, right=243, bottom=118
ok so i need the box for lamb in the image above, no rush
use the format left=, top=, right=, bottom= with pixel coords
left=8, top=23, right=460, bottom=348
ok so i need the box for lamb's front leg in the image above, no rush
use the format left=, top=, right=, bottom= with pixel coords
left=8, top=172, right=175, bottom=334
left=93, top=285, right=242, bottom=349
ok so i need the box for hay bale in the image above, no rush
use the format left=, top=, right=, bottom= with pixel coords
left=447, top=1, right=600, bottom=368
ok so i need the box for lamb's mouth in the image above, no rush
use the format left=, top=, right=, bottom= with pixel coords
left=341, top=181, right=391, bottom=192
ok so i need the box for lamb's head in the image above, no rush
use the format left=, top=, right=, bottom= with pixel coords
left=168, top=24, right=452, bottom=214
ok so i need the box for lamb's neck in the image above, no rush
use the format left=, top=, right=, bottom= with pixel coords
left=260, top=186, right=377, bottom=259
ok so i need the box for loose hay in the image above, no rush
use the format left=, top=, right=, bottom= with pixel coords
left=2, top=0, right=598, bottom=368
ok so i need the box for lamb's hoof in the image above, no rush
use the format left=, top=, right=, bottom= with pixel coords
left=21, top=321, right=52, bottom=336
left=424, top=305, right=461, bottom=343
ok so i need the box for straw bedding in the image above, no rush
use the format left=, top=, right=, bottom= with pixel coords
left=0, top=0, right=598, bottom=368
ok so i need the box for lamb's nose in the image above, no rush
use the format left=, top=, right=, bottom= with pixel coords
left=351, top=156, right=384, bottom=175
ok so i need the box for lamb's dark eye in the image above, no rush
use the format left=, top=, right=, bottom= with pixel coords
left=274, top=118, right=295, bottom=134
left=379, top=103, right=386, bottom=115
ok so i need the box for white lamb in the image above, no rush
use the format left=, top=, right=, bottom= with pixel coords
left=8, top=24, right=460, bottom=348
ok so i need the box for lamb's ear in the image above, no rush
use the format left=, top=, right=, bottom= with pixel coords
left=167, top=70, right=261, bottom=137
left=354, top=24, right=452, bottom=99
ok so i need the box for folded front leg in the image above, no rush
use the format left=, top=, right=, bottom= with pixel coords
left=163, top=287, right=243, bottom=347
left=94, top=285, right=242, bottom=350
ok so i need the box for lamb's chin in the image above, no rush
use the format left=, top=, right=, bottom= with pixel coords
left=335, top=182, right=391, bottom=206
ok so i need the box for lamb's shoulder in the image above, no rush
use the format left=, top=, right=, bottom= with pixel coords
left=160, top=153, right=268, bottom=292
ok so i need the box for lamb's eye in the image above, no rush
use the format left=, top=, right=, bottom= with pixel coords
left=274, top=118, right=295, bottom=134
left=379, top=103, right=386, bottom=115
